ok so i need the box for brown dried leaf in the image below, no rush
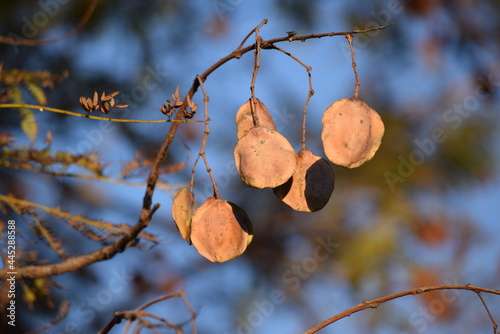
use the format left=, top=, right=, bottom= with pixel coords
left=93, top=91, right=99, bottom=106
left=79, top=97, right=90, bottom=111
left=115, top=103, right=128, bottom=108
left=173, top=85, right=180, bottom=101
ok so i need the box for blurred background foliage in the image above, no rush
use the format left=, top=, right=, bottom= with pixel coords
left=1, top=0, right=499, bottom=333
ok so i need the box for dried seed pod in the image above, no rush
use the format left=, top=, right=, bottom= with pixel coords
left=235, top=98, right=276, bottom=139
left=273, top=149, right=335, bottom=212
left=321, top=98, right=384, bottom=168
left=234, top=126, right=297, bottom=189
left=171, top=187, right=194, bottom=244
left=190, top=197, right=253, bottom=263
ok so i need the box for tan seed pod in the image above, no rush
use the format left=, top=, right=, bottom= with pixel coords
left=234, top=126, right=297, bottom=189
left=190, top=197, right=253, bottom=263
left=321, top=98, right=384, bottom=168
left=273, top=149, right=335, bottom=212
left=235, top=98, right=276, bottom=139
left=171, top=187, right=194, bottom=244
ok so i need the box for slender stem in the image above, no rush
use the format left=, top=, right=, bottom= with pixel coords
left=235, top=18, right=268, bottom=53
left=476, top=292, right=498, bottom=334
left=0, top=103, right=201, bottom=123
left=346, top=34, right=360, bottom=98
left=190, top=76, right=220, bottom=199
left=249, top=27, right=265, bottom=127
left=270, top=45, right=314, bottom=150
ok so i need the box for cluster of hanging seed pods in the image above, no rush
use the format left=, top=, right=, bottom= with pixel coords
left=170, top=29, right=385, bottom=263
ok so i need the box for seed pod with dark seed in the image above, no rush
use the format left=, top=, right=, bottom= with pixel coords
left=273, top=149, right=335, bottom=212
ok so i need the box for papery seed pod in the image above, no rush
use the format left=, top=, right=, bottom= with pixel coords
left=190, top=197, right=253, bottom=263
left=235, top=98, right=276, bottom=139
left=234, top=126, right=297, bottom=189
left=171, top=187, right=194, bottom=244
left=273, top=149, right=335, bottom=212
left=321, top=98, right=384, bottom=168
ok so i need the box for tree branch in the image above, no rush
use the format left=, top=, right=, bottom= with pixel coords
left=303, top=284, right=500, bottom=334
left=0, top=0, right=98, bottom=46
left=0, top=21, right=393, bottom=281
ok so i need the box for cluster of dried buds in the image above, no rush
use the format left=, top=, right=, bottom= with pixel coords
left=160, top=86, right=197, bottom=119
left=79, top=91, right=128, bottom=115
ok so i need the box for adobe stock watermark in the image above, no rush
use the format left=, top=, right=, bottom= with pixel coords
left=64, top=65, right=169, bottom=155
left=384, top=73, right=500, bottom=192
left=212, top=0, right=245, bottom=21
left=229, top=234, right=340, bottom=334
left=340, top=0, right=403, bottom=60
left=8, top=0, right=73, bottom=53
left=399, top=277, right=461, bottom=334
left=49, top=268, right=133, bottom=334
left=192, top=104, right=297, bottom=199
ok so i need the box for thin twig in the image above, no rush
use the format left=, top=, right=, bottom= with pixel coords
left=0, top=0, right=98, bottom=46
left=0, top=104, right=202, bottom=123
left=235, top=18, right=268, bottom=53
left=303, top=284, right=500, bottom=334
left=189, top=76, right=220, bottom=198
left=249, top=22, right=267, bottom=127
left=98, top=290, right=196, bottom=334
left=476, top=291, right=498, bottom=334
left=269, top=44, right=314, bottom=150
left=346, top=34, right=360, bottom=98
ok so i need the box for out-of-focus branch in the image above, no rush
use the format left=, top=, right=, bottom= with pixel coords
left=0, top=0, right=98, bottom=46
left=98, top=290, right=196, bottom=334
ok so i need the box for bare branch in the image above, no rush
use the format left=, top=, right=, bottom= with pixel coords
left=476, top=291, right=499, bottom=334
left=98, top=290, right=196, bottom=334
left=0, top=203, right=160, bottom=280
left=235, top=18, right=268, bottom=53
left=303, top=284, right=500, bottom=334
